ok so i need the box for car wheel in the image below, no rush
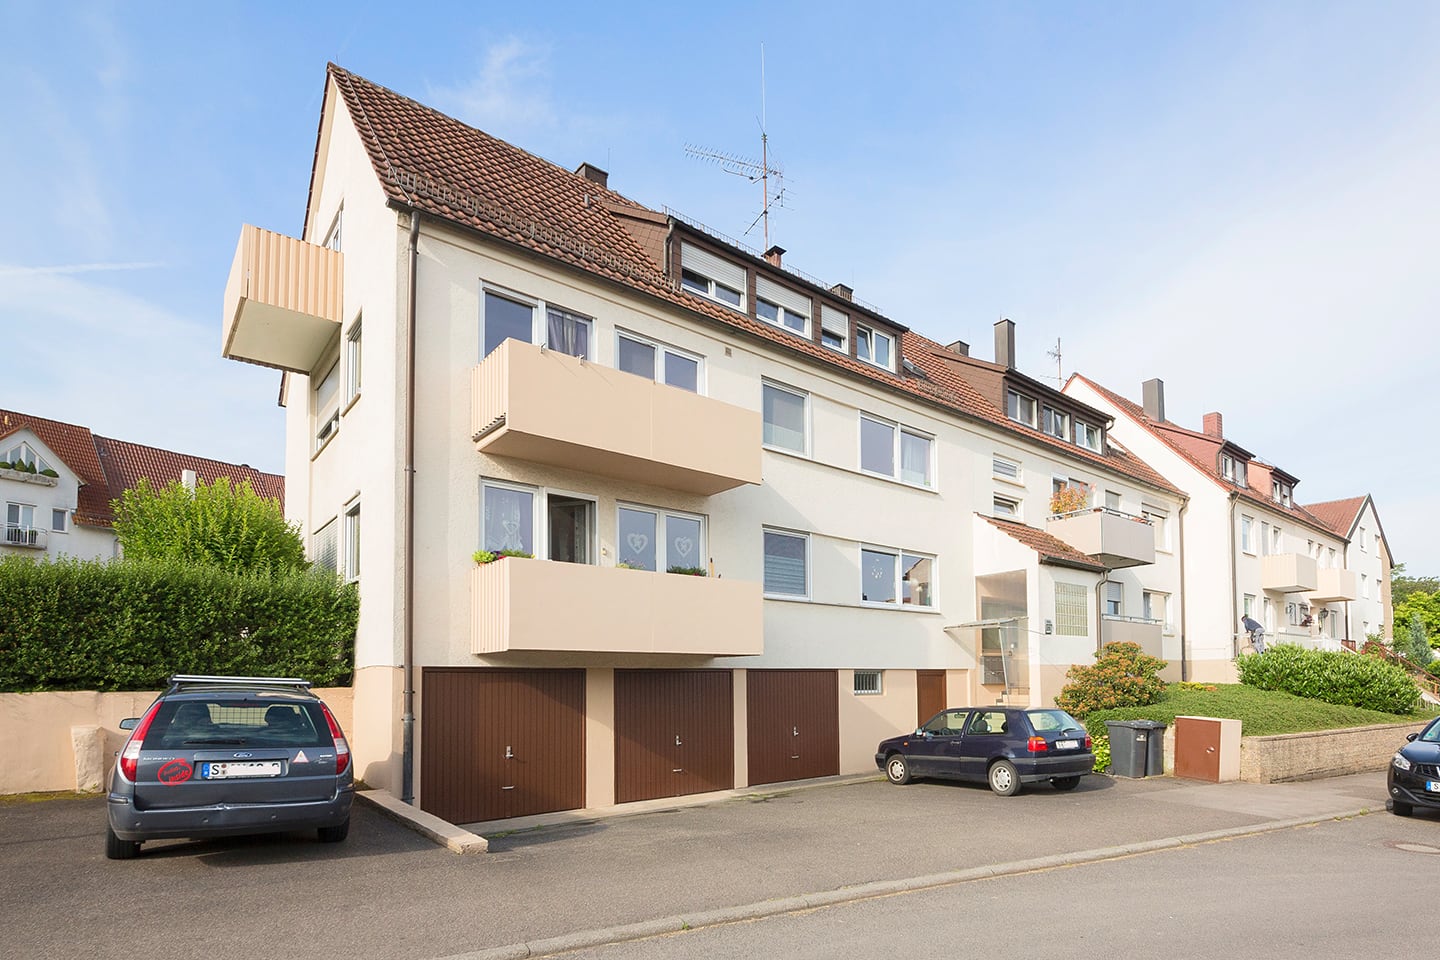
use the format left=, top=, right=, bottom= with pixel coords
left=885, top=753, right=913, bottom=785
left=1051, top=776, right=1081, bottom=791
left=988, top=759, right=1021, bottom=797
left=1389, top=799, right=1414, bottom=817
left=318, top=816, right=351, bottom=843
left=105, top=826, right=141, bottom=860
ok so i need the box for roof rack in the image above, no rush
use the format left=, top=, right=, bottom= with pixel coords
left=167, top=675, right=313, bottom=691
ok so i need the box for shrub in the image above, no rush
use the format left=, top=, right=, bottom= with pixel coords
left=1049, top=486, right=1090, bottom=515
left=1055, top=641, right=1168, bottom=717
left=39, top=468, right=59, bottom=478
left=1091, top=735, right=1111, bottom=773
left=666, top=565, right=708, bottom=576
left=473, top=549, right=534, bottom=564
left=1236, top=643, right=1420, bottom=714
left=0, top=461, right=10, bottom=470
left=113, top=477, right=304, bottom=573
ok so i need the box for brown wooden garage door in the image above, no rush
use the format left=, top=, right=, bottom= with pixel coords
left=746, top=670, right=839, bottom=787
left=614, top=670, right=733, bottom=804
left=917, top=670, right=947, bottom=728
left=421, top=668, right=585, bottom=825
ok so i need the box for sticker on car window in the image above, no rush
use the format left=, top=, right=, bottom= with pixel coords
left=158, top=759, right=194, bottom=784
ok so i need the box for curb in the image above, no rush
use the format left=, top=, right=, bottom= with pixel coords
left=355, top=789, right=488, bottom=854
left=438, top=806, right=1372, bottom=959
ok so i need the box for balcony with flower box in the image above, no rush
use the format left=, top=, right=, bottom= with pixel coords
left=1045, top=508, right=1156, bottom=569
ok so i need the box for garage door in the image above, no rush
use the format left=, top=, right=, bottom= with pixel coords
left=917, top=670, right=947, bottom=727
left=614, top=670, right=733, bottom=804
left=420, top=668, right=585, bottom=824
left=746, top=670, right=839, bottom=787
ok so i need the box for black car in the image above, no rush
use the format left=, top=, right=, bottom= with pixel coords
left=1387, top=716, right=1440, bottom=817
left=106, top=675, right=354, bottom=859
left=876, top=706, right=1094, bottom=796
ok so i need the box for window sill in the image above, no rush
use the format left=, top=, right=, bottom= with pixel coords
left=342, top=392, right=362, bottom=417
left=762, top=442, right=810, bottom=459
left=993, top=475, right=1026, bottom=489
left=311, top=430, right=339, bottom=461
left=762, top=445, right=940, bottom=494
left=858, top=467, right=935, bottom=493
left=764, top=594, right=943, bottom=614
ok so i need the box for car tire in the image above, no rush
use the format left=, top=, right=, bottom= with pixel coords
left=885, top=753, right=913, bottom=785
left=1389, top=799, right=1414, bottom=817
left=105, top=826, right=141, bottom=860
left=1051, top=776, right=1081, bottom=791
left=988, top=759, right=1021, bottom=797
left=318, top=816, right=351, bottom=843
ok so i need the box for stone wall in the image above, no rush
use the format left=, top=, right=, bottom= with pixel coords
left=1239, top=721, right=1429, bottom=783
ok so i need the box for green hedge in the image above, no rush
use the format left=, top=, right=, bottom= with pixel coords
left=1236, top=643, right=1420, bottom=714
left=0, top=556, right=357, bottom=692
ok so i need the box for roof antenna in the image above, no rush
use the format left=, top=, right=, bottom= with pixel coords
left=1044, top=337, right=1063, bottom=384
left=685, top=42, right=786, bottom=248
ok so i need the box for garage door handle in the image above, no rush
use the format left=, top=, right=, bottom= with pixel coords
left=501, top=785, right=516, bottom=791
left=793, top=726, right=799, bottom=737
left=505, top=745, right=514, bottom=760
left=675, top=735, right=683, bottom=747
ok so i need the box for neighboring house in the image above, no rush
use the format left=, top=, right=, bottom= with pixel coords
left=219, top=64, right=1188, bottom=825
left=0, top=409, right=283, bottom=561
left=1064, top=377, right=1385, bottom=678
left=1305, top=495, right=1393, bottom=642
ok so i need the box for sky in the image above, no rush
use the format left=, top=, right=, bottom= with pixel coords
left=1, top=1, right=1435, bottom=573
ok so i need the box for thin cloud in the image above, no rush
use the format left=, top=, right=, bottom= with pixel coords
left=427, top=38, right=558, bottom=136
left=0, top=261, right=164, bottom=277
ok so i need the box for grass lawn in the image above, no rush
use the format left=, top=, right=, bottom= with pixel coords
left=1084, top=683, right=1440, bottom=740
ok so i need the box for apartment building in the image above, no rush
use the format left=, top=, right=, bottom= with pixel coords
left=1305, top=495, right=1393, bottom=641
left=219, top=65, right=1187, bottom=824
left=0, top=409, right=282, bottom=561
left=1064, top=376, right=1389, bottom=678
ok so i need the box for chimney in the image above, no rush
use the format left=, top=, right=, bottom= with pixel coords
left=829, top=283, right=853, bottom=302
left=946, top=339, right=970, bottom=357
left=182, top=469, right=198, bottom=492
left=1203, top=411, right=1224, bottom=439
left=574, top=162, right=608, bottom=189
left=1142, top=378, right=1165, bottom=422
left=763, top=245, right=786, bottom=267
left=994, top=319, right=1015, bottom=369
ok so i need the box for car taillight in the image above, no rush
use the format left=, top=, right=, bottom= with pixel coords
left=321, top=704, right=350, bottom=775
left=1084, top=735, right=1093, bottom=749
left=1027, top=736, right=1048, bottom=753
left=118, top=701, right=163, bottom=781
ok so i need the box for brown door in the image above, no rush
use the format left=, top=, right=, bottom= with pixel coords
left=1174, top=716, right=1221, bottom=781
left=420, top=668, right=585, bottom=824
left=746, top=670, right=839, bottom=787
left=917, top=670, right=947, bottom=728
left=614, top=670, right=733, bottom=804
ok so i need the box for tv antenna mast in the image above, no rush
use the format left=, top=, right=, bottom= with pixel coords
left=684, top=43, right=786, bottom=248
left=1044, top=338, right=1063, bottom=384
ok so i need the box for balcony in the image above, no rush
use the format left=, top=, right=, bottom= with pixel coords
left=1101, top=616, right=1164, bottom=658
left=472, top=340, right=761, bottom=496
left=471, top=558, right=763, bottom=657
left=1045, top=508, right=1156, bottom=569
left=2, top=526, right=47, bottom=550
left=1309, top=567, right=1358, bottom=603
left=1262, top=553, right=1318, bottom=593
left=222, top=224, right=343, bottom=374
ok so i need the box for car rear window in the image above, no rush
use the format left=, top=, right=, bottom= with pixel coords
left=148, top=699, right=329, bottom=749
left=1026, top=709, right=1084, bottom=733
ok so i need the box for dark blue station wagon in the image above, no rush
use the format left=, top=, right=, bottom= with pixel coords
left=876, top=706, right=1094, bottom=796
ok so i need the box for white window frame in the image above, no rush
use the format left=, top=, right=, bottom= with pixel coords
left=1270, top=525, right=1282, bottom=555
left=616, top=502, right=707, bottom=574
left=1006, top=390, right=1037, bottom=427
left=1143, top=591, right=1172, bottom=632
left=1361, top=574, right=1369, bottom=599
left=344, top=317, right=362, bottom=408
left=480, top=478, right=539, bottom=557
left=1272, top=479, right=1291, bottom=506
left=323, top=207, right=342, bottom=252
left=1042, top=405, right=1070, bottom=441
left=755, top=277, right=812, bottom=338
left=1142, top=505, right=1171, bottom=552
left=616, top=329, right=704, bottom=393
left=761, top=381, right=810, bottom=456
left=1358, top=526, right=1367, bottom=553
left=2, top=441, right=52, bottom=473
left=6, top=502, right=36, bottom=539
left=343, top=500, right=360, bottom=583
left=853, top=670, right=883, bottom=695
left=679, top=243, right=746, bottom=311
left=51, top=508, right=68, bottom=533
left=1105, top=490, right=1123, bottom=511
left=312, top=516, right=338, bottom=574
left=820, top=305, right=849, bottom=353
left=545, top=489, right=598, bottom=566
left=1104, top=581, right=1124, bottom=617
left=1074, top=420, right=1102, bottom=452
left=855, top=325, right=894, bottom=371
left=859, top=414, right=934, bottom=488
left=313, top=357, right=341, bottom=453
left=1241, top=515, right=1255, bottom=554
left=992, top=456, right=1022, bottom=484
left=762, top=527, right=810, bottom=599
left=992, top=494, right=1021, bottom=520
left=859, top=544, right=936, bottom=608
left=1243, top=594, right=1256, bottom=617
left=481, top=283, right=595, bottom=361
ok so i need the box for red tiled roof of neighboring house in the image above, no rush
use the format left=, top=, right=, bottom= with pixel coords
left=1069, top=374, right=1340, bottom=538
left=979, top=515, right=1108, bottom=572
left=322, top=65, right=1184, bottom=500
left=1302, top=496, right=1366, bottom=538
left=0, top=409, right=282, bottom=528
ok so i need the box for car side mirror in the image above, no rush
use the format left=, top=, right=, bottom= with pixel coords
left=1407, top=732, right=1420, bottom=742
left=119, top=718, right=138, bottom=731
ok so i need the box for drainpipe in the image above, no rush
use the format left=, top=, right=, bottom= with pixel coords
left=1227, top=492, right=1239, bottom=660
left=1094, top=566, right=1111, bottom=656
left=1177, top=498, right=1189, bottom=681
left=401, top=209, right=420, bottom=805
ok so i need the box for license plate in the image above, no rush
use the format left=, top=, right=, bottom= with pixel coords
left=1055, top=739, right=1079, bottom=750
left=201, top=761, right=282, bottom=779
left=1427, top=780, right=1440, bottom=793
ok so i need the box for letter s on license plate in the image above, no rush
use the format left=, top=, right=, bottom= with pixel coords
left=1428, top=780, right=1440, bottom=793
left=201, top=761, right=282, bottom=779
left=1055, top=739, right=1078, bottom=750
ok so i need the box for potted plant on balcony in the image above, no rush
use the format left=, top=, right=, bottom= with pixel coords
left=472, top=548, right=534, bottom=564
left=1049, top=486, right=1091, bottom=516
left=666, top=565, right=708, bottom=576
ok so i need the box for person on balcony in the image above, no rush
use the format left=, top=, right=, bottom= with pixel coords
left=1241, top=615, right=1267, bottom=654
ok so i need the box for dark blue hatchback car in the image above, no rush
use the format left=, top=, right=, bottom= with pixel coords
left=876, top=706, right=1094, bottom=796
left=1387, top=715, right=1440, bottom=817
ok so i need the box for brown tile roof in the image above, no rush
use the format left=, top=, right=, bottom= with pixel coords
left=0, top=409, right=282, bottom=528
left=1302, top=496, right=1367, bottom=539
left=979, top=515, right=1108, bottom=572
left=322, top=65, right=1183, bottom=500
left=1069, top=374, right=1341, bottom=538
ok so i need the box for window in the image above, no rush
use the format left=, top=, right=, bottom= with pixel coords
left=1104, top=581, right=1123, bottom=617
left=992, top=456, right=1021, bottom=482
left=1143, top=591, right=1171, bottom=630
left=1263, top=597, right=1275, bottom=633
left=343, top=502, right=360, bottom=583
left=617, top=332, right=701, bottom=393
left=1006, top=391, right=1037, bottom=427
left=1074, top=420, right=1102, bottom=452
left=344, top=319, right=362, bottom=406
left=482, top=290, right=534, bottom=358
left=1259, top=522, right=1271, bottom=556
left=323, top=208, right=342, bottom=252
left=853, top=670, right=883, bottom=695
left=755, top=277, right=810, bottom=336
left=313, top=358, right=340, bottom=452
left=992, top=495, right=1021, bottom=519
left=6, top=503, right=36, bottom=544
left=1221, top=454, right=1247, bottom=487
left=1243, top=594, right=1256, bottom=618
left=820, top=305, right=848, bottom=353
left=482, top=288, right=593, bottom=360
left=1055, top=583, right=1087, bottom=636
left=762, top=382, right=808, bottom=454
left=481, top=481, right=535, bottom=555
left=617, top=505, right=705, bottom=573
left=1142, top=506, right=1170, bottom=551
left=859, top=415, right=933, bottom=487
left=679, top=243, right=745, bottom=309
left=1272, top=479, right=1291, bottom=506
left=1241, top=515, right=1255, bottom=553
left=860, top=546, right=935, bottom=606
left=1052, top=476, right=1091, bottom=509
left=1358, top=526, right=1367, bottom=553
left=313, top=518, right=338, bottom=574
left=1270, top=525, right=1282, bottom=555
left=1328, top=546, right=1337, bottom=568
left=1042, top=405, right=1070, bottom=441
left=51, top=508, right=67, bottom=532
left=855, top=325, right=893, bottom=370
left=763, top=529, right=808, bottom=597
left=902, top=553, right=934, bottom=606
left=548, top=493, right=595, bottom=565
left=1, top=441, right=52, bottom=473
left=1361, top=574, right=1369, bottom=599
left=1105, top=490, right=1122, bottom=511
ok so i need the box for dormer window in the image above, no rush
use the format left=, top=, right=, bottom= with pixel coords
left=1042, top=405, right=1070, bottom=441
left=856, top=325, right=893, bottom=370
left=1221, top=453, right=1247, bottom=488
left=679, top=243, right=745, bottom=310
left=1, top=441, right=52, bottom=474
left=820, top=305, right=848, bottom=353
left=1271, top=479, right=1292, bottom=507
left=1006, top=390, right=1037, bottom=427
left=755, top=277, right=811, bottom=337
left=1074, top=421, right=1102, bottom=453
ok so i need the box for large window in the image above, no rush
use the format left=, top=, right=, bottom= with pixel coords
left=482, top=290, right=535, bottom=358
left=859, top=415, right=933, bottom=487
left=1055, top=583, right=1087, bottom=636
left=856, top=325, right=893, bottom=370
left=1241, top=515, right=1255, bottom=553
left=548, top=493, right=595, bottom=565
left=482, top=288, right=593, bottom=360
left=617, top=505, right=705, bottom=573
left=1, top=441, right=52, bottom=473
left=860, top=547, right=934, bottom=606
left=343, top=501, right=360, bottom=583
left=1143, top=591, right=1170, bottom=629
left=481, top=481, right=535, bottom=555
left=617, top=331, right=701, bottom=393
left=313, top=358, right=340, bottom=452
left=763, top=529, right=808, bottom=597
left=1142, top=505, right=1170, bottom=551
left=1006, top=390, right=1037, bottom=427
left=762, top=382, right=808, bottom=454
left=5, top=502, right=35, bottom=543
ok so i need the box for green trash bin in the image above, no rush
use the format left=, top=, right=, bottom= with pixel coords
left=1103, top=720, right=1167, bottom=777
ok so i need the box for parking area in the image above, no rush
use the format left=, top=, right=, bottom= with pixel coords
left=1, top=772, right=1388, bottom=960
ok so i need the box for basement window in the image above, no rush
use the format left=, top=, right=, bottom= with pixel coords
left=853, top=671, right=883, bottom=695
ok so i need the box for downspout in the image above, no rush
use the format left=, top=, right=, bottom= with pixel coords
left=1227, top=492, right=1239, bottom=660
left=401, top=209, right=420, bottom=805
left=1094, top=565, right=1111, bottom=655
left=1177, top=498, right=1189, bottom=681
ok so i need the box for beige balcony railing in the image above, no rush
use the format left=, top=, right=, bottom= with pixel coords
left=1046, top=508, right=1156, bottom=568
left=222, top=224, right=343, bottom=374
left=1309, top=567, right=1358, bottom=603
left=1101, top=615, right=1164, bottom=658
left=1262, top=553, right=1318, bottom=593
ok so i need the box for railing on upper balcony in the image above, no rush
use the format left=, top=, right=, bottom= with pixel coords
left=1050, top=506, right=1153, bottom=525
left=2, top=525, right=47, bottom=549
